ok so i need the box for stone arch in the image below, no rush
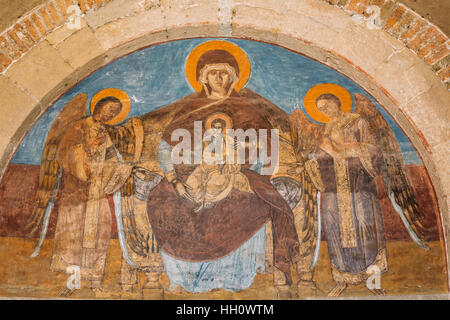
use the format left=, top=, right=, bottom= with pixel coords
left=0, top=0, right=449, bottom=292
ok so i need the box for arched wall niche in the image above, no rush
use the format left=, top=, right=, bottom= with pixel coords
left=0, top=0, right=448, bottom=297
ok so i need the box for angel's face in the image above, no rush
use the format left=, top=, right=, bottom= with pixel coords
left=93, top=102, right=122, bottom=123
left=316, top=99, right=340, bottom=119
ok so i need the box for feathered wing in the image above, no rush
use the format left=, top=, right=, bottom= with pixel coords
left=25, top=93, right=88, bottom=238
left=353, top=93, right=428, bottom=248
left=289, top=110, right=324, bottom=162
left=289, top=110, right=324, bottom=261
left=106, top=119, right=150, bottom=257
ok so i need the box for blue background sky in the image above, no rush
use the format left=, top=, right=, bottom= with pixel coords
left=12, top=38, right=421, bottom=165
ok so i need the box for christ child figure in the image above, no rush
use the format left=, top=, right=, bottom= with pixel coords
left=186, top=114, right=252, bottom=213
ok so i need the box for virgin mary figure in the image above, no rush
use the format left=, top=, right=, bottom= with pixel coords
left=131, top=40, right=302, bottom=294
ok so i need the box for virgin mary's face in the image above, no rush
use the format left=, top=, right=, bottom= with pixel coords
left=205, top=64, right=233, bottom=93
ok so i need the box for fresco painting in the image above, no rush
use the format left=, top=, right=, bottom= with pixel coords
left=0, top=38, right=446, bottom=299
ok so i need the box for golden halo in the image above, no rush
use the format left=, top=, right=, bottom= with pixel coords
left=304, top=83, right=353, bottom=124
left=205, top=112, right=233, bottom=131
left=90, top=88, right=131, bottom=125
left=185, top=40, right=251, bottom=92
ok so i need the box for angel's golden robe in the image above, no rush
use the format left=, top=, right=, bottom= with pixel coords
left=51, top=117, right=132, bottom=281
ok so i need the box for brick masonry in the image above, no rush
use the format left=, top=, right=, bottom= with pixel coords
left=0, top=0, right=447, bottom=88
left=0, top=0, right=110, bottom=72
left=323, top=0, right=450, bottom=88
left=0, top=0, right=448, bottom=88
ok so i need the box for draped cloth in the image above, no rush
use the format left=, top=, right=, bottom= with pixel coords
left=160, top=226, right=266, bottom=292
left=139, top=89, right=300, bottom=284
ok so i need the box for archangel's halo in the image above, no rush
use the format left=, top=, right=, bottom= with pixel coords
left=304, top=83, right=353, bottom=124
left=186, top=40, right=251, bottom=92
left=90, top=88, right=131, bottom=125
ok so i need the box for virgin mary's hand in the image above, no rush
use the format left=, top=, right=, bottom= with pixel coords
left=174, top=181, right=194, bottom=202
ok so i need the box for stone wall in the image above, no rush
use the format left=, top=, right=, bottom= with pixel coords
left=324, top=0, right=450, bottom=88
left=0, top=1, right=448, bottom=85
left=0, top=0, right=448, bottom=293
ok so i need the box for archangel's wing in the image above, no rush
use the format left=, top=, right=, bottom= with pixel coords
left=289, top=110, right=324, bottom=265
left=106, top=118, right=150, bottom=257
left=26, top=93, right=88, bottom=238
left=289, top=109, right=323, bottom=162
left=353, top=93, right=428, bottom=248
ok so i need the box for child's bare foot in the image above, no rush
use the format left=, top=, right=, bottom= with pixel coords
left=204, top=202, right=214, bottom=209
left=169, top=285, right=185, bottom=294
left=328, top=283, right=347, bottom=297
left=193, top=205, right=204, bottom=213
left=368, top=288, right=386, bottom=296
left=91, top=280, right=104, bottom=294
left=297, top=279, right=319, bottom=298
left=59, top=287, right=76, bottom=297
left=121, top=284, right=134, bottom=292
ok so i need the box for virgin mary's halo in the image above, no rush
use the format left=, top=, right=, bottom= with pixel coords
left=185, top=40, right=251, bottom=92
